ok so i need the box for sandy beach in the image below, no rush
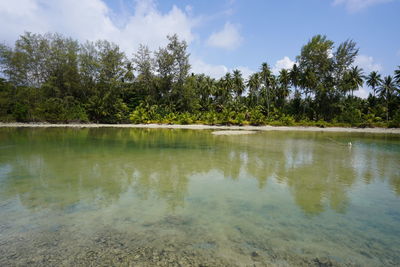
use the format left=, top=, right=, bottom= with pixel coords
left=1, top=122, right=400, bottom=134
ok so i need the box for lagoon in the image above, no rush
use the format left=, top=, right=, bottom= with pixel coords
left=0, top=128, right=399, bottom=266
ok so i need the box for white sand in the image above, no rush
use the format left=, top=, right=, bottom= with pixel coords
left=211, top=130, right=257, bottom=135
left=1, top=123, right=400, bottom=134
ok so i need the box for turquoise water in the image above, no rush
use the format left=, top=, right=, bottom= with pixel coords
left=0, top=128, right=399, bottom=266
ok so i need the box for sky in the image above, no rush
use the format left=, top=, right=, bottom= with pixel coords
left=0, top=0, right=399, bottom=97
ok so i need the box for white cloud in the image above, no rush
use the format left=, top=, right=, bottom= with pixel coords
left=352, top=55, right=382, bottom=98
left=332, top=0, right=393, bottom=12
left=328, top=49, right=334, bottom=59
left=272, top=56, right=296, bottom=75
left=235, top=66, right=254, bottom=80
left=0, top=0, right=196, bottom=55
left=191, top=59, right=255, bottom=80
left=206, top=22, right=242, bottom=50
left=191, top=59, right=229, bottom=79
left=354, top=87, right=371, bottom=98
left=192, top=56, right=292, bottom=81
left=353, top=55, right=382, bottom=72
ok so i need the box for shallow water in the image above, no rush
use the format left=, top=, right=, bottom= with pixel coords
left=0, top=128, right=399, bottom=266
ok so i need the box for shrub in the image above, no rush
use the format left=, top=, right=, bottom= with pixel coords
left=129, top=106, right=149, bottom=124
left=280, top=115, right=295, bottom=126
left=249, top=107, right=265, bottom=125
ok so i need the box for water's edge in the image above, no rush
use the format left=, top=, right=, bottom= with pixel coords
left=1, top=122, right=400, bottom=134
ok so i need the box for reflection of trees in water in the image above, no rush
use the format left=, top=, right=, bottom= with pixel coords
left=0, top=128, right=399, bottom=214
left=351, top=142, right=400, bottom=196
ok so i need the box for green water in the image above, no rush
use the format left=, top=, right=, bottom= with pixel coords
left=0, top=128, right=399, bottom=266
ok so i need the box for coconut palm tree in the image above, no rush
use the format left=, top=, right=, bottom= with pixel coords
left=344, top=66, right=364, bottom=97
left=278, top=69, right=290, bottom=107
left=290, top=64, right=300, bottom=94
left=260, top=62, right=273, bottom=116
left=223, top=72, right=233, bottom=97
left=246, top=72, right=261, bottom=106
left=366, top=71, right=382, bottom=97
left=232, top=69, right=244, bottom=99
left=216, top=72, right=233, bottom=107
left=394, top=66, right=400, bottom=85
left=197, top=75, right=215, bottom=110
left=377, top=76, right=398, bottom=122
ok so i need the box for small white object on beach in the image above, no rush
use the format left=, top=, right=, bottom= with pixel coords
left=348, top=142, right=352, bottom=147
left=212, top=130, right=257, bottom=135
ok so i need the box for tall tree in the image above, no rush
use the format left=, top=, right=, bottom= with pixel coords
left=260, top=62, right=273, bottom=116
left=290, top=64, right=300, bottom=94
left=232, top=69, right=244, bottom=99
left=196, top=75, right=215, bottom=111
left=366, top=71, right=382, bottom=97
left=155, top=34, right=190, bottom=109
left=218, top=72, right=233, bottom=107
left=377, top=76, right=398, bottom=122
left=297, top=35, right=334, bottom=93
left=247, top=72, right=261, bottom=107
left=86, top=40, right=127, bottom=123
left=278, top=69, right=290, bottom=108
left=394, top=66, right=400, bottom=85
left=133, top=44, right=155, bottom=102
left=343, top=66, right=364, bottom=97
left=0, top=32, right=50, bottom=87
left=297, top=35, right=335, bottom=119
left=334, top=40, right=359, bottom=84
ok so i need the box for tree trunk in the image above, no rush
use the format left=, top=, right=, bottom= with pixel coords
left=386, top=91, right=390, bottom=123
left=266, top=87, right=270, bottom=118
left=303, top=91, right=307, bottom=119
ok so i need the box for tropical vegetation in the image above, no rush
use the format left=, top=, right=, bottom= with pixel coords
left=0, top=32, right=399, bottom=127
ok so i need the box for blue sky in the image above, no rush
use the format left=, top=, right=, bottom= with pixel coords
left=0, top=0, right=399, bottom=96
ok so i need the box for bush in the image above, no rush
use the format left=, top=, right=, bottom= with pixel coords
left=249, top=107, right=266, bottom=125
left=130, top=106, right=149, bottom=124
left=388, top=112, right=400, bottom=128
left=13, top=102, right=29, bottom=122
left=280, top=115, right=295, bottom=126
left=177, top=112, right=193, bottom=125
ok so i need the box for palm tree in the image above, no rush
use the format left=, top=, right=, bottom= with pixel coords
left=197, top=75, right=215, bottom=110
left=377, top=76, right=398, bottom=122
left=246, top=72, right=261, bottom=106
left=366, top=71, right=382, bottom=97
left=290, top=64, right=300, bottom=94
left=278, top=69, right=290, bottom=107
left=232, top=69, right=244, bottom=98
left=217, top=72, right=233, bottom=106
left=300, top=68, right=317, bottom=117
left=344, top=66, right=364, bottom=97
left=260, top=62, right=273, bottom=116
left=223, top=72, right=233, bottom=90
left=394, top=66, right=400, bottom=85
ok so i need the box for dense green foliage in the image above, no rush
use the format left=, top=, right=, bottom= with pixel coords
left=1, top=32, right=399, bottom=127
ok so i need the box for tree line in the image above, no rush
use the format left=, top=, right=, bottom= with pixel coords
left=0, top=32, right=399, bottom=127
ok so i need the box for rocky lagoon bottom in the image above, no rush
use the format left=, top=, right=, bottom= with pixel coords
left=0, top=128, right=399, bottom=266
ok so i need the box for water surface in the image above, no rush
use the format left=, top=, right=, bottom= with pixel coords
left=0, top=128, right=399, bottom=266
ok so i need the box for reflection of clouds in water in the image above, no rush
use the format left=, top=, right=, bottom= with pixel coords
left=350, top=142, right=400, bottom=195
left=0, top=129, right=399, bottom=267
left=0, top=163, right=12, bottom=179
left=0, top=128, right=399, bottom=214
left=352, top=146, right=379, bottom=184
left=283, top=139, right=314, bottom=170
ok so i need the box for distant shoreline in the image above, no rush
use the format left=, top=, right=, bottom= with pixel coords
left=1, top=123, right=400, bottom=134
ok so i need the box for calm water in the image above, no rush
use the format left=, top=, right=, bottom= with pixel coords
left=0, top=128, right=399, bottom=266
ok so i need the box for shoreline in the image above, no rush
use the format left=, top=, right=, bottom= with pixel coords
left=1, top=122, right=400, bottom=134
